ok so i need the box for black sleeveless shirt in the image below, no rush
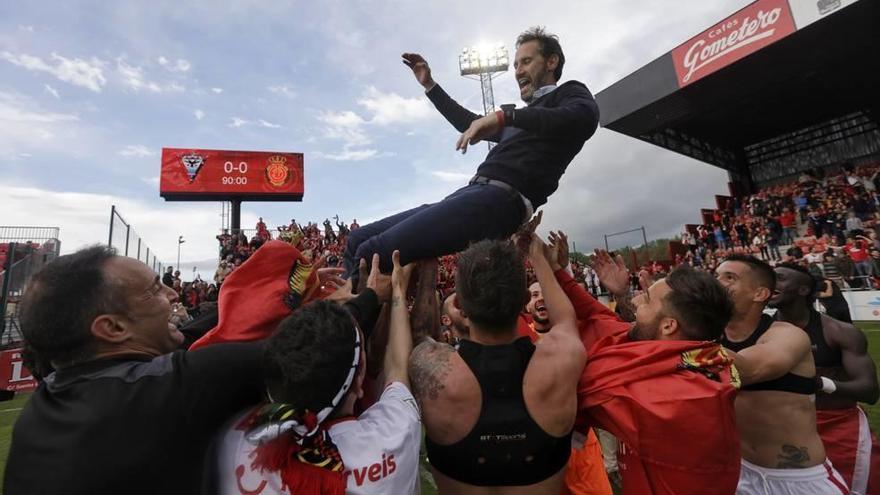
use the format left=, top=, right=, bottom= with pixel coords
left=425, top=337, right=571, bottom=486
left=802, top=309, right=843, bottom=368
left=721, top=314, right=816, bottom=394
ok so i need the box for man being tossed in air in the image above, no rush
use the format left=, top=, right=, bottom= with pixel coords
left=344, top=27, right=599, bottom=282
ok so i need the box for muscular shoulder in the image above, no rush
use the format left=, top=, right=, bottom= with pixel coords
left=408, top=340, right=457, bottom=405
left=821, top=314, right=867, bottom=351
left=763, top=321, right=811, bottom=353
left=534, top=325, right=587, bottom=369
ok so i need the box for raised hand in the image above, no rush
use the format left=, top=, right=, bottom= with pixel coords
left=592, top=249, right=631, bottom=297
left=513, top=211, right=543, bottom=256
left=528, top=232, right=548, bottom=263
left=391, top=250, right=415, bottom=297
left=547, top=230, right=570, bottom=271
left=401, top=53, right=434, bottom=89
left=455, top=113, right=501, bottom=154
left=365, top=253, right=392, bottom=304
left=314, top=255, right=346, bottom=290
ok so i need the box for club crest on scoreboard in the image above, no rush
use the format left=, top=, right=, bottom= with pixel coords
left=180, top=153, right=205, bottom=183
left=265, top=155, right=291, bottom=187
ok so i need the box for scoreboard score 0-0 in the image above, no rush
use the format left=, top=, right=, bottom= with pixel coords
left=159, top=148, right=304, bottom=201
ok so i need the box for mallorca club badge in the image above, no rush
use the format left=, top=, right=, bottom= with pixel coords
left=180, top=153, right=205, bottom=183
left=265, top=155, right=290, bottom=187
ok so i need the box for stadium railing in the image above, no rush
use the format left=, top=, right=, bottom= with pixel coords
left=107, top=205, right=164, bottom=274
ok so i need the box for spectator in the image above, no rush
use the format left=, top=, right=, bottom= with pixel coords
left=846, top=235, right=873, bottom=282
left=845, top=210, right=864, bottom=234
left=162, top=265, right=174, bottom=287
left=4, top=246, right=265, bottom=494
left=214, top=260, right=232, bottom=285
left=752, top=231, right=769, bottom=260
left=779, top=208, right=797, bottom=245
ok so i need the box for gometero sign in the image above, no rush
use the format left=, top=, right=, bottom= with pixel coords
left=672, top=0, right=797, bottom=87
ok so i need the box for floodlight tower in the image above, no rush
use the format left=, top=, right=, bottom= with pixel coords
left=459, top=44, right=509, bottom=149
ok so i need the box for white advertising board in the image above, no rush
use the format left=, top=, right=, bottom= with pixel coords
left=787, top=0, right=861, bottom=30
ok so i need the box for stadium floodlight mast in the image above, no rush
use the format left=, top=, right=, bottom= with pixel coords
left=177, top=235, right=185, bottom=272
left=459, top=43, right=509, bottom=149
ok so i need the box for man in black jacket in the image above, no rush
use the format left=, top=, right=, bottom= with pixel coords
left=344, top=27, right=599, bottom=281
left=4, top=245, right=383, bottom=495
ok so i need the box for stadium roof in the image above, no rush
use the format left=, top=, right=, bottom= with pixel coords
left=596, top=0, right=880, bottom=190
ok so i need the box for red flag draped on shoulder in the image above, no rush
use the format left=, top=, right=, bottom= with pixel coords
left=190, top=240, right=321, bottom=350
left=554, top=269, right=741, bottom=495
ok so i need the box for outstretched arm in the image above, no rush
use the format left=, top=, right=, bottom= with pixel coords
left=529, top=233, right=577, bottom=331
left=384, top=250, right=415, bottom=389
left=591, top=250, right=648, bottom=323
left=730, top=323, right=812, bottom=386
left=402, top=52, right=480, bottom=132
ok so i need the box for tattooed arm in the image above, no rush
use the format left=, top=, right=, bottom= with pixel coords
left=384, top=251, right=414, bottom=388
left=408, top=339, right=455, bottom=406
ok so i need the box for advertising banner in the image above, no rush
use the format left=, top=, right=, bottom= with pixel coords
left=0, top=348, right=38, bottom=392
left=840, top=290, right=880, bottom=322
left=787, top=0, right=861, bottom=30
left=671, top=0, right=797, bottom=87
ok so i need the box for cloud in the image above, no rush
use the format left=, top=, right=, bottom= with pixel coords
left=358, top=86, right=433, bottom=125
left=313, top=149, right=379, bottom=161
left=258, top=119, right=281, bottom=129
left=228, top=117, right=283, bottom=129
left=1, top=51, right=106, bottom=92
left=268, top=85, right=297, bottom=98
left=44, top=84, right=60, bottom=99
left=156, top=56, right=189, bottom=72
left=211, top=87, right=223, bottom=94
left=116, top=59, right=185, bottom=93
left=317, top=110, right=371, bottom=147
left=313, top=86, right=432, bottom=163
left=194, top=109, right=205, bottom=120
left=318, top=110, right=366, bottom=128
left=0, top=92, right=79, bottom=153
left=533, top=129, right=729, bottom=252
left=118, top=145, right=155, bottom=157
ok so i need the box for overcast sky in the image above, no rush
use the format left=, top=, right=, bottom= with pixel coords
left=0, top=0, right=751, bottom=277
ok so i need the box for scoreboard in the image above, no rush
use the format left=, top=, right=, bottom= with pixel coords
left=159, top=148, right=304, bottom=201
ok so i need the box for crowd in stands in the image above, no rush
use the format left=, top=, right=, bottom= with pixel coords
left=197, top=161, right=880, bottom=314
left=672, top=161, right=880, bottom=290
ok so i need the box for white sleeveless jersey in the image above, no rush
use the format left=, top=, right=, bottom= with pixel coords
left=218, top=382, right=422, bottom=495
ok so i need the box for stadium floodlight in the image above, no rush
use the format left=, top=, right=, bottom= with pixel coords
left=459, top=44, right=509, bottom=76
left=458, top=43, right=510, bottom=149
